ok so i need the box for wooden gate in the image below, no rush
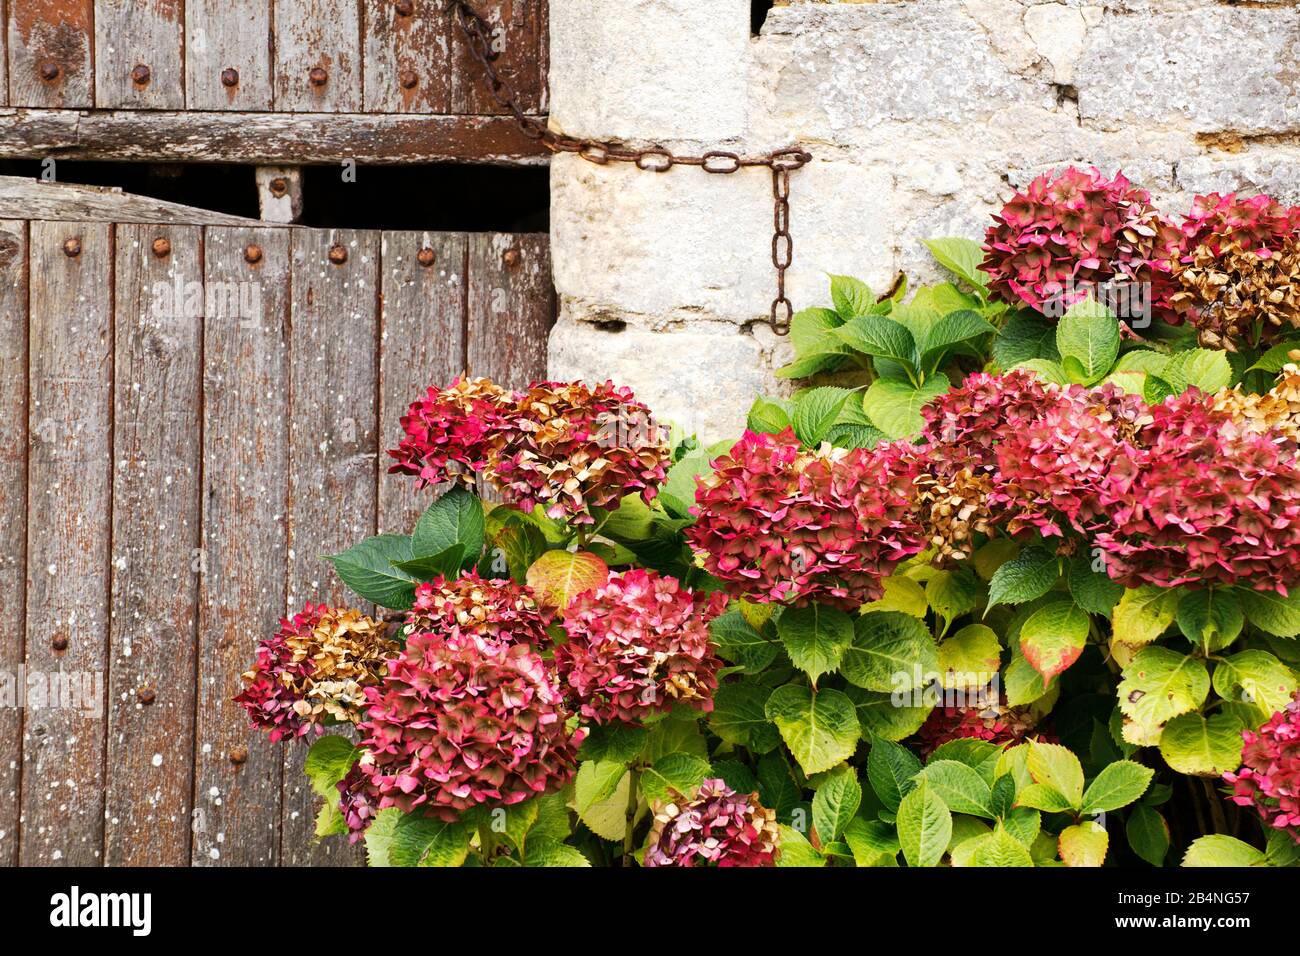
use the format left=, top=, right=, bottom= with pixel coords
left=0, top=208, right=554, bottom=866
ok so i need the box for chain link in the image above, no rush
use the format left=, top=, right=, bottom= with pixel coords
left=446, top=0, right=809, bottom=335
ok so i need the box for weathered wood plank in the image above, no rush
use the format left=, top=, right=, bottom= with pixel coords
left=0, top=176, right=260, bottom=226
left=0, top=110, right=549, bottom=165
left=274, top=0, right=362, bottom=113
left=466, top=232, right=552, bottom=390
left=93, top=0, right=184, bottom=109
left=185, top=0, right=273, bottom=111
left=103, top=223, right=202, bottom=866
left=20, top=220, right=112, bottom=865
left=282, top=228, right=378, bottom=866
left=192, top=225, right=290, bottom=866
left=362, top=0, right=452, bottom=114
left=377, top=231, right=467, bottom=534
left=0, top=0, right=8, bottom=107
left=7, top=0, right=94, bottom=107
left=0, top=220, right=27, bottom=867
left=451, top=0, right=542, bottom=115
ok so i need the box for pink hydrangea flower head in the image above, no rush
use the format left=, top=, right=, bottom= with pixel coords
left=234, top=603, right=398, bottom=742
left=1224, top=691, right=1300, bottom=843
left=1095, top=389, right=1300, bottom=593
left=356, top=631, right=582, bottom=821
left=556, top=569, right=728, bottom=725
left=982, top=166, right=1180, bottom=320
left=915, top=688, right=1055, bottom=757
left=387, top=377, right=513, bottom=489
left=404, top=572, right=553, bottom=652
left=993, top=382, right=1149, bottom=538
left=337, top=764, right=380, bottom=842
left=686, top=428, right=926, bottom=610
left=921, top=369, right=1053, bottom=477
left=488, top=380, right=670, bottom=526
left=644, top=778, right=780, bottom=867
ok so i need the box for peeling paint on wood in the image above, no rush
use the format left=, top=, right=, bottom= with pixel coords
left=8, top=0, right=94, bottom=108
left=274, top=0, right=362, bottom=113
left=94, top=0, right=183, bottom=109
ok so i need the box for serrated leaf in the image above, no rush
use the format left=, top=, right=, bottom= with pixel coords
left=577, top=723, right=647, bottom=765
left=1183, top=834, right=1267, bottom=868
left=792, top=387, right=853, bottom=447
left=326, top=534, right=419, bottom=609
left=776, top=824, right=826, bottom=867
left=896, top=781, right=953, bottom=868
left=915, top=760, right=993, bottom=818
left=862, top=575, right=928, bottom=618
left=1112, top=585, right=1181, bottom=647
left=746, top=395, right=793, bottom=435
left=835, top=314, right=916, bottom=364
left=843, top=818, right=900, bottom=867
left=1165, top=348, right=1231, bottom=394
left=1019, top=600, right=1089, bottom=681
left=1027, top=741, right=1085, bottom=810
left=925, top=568, right=980, bottom=623
left=861, top=374, right=950, bottom=440
left=1014, top=783, right=1076, bottom=814
left=845, top=686, right=932, bottom=742
left=1249, top=339, right=1300, bottom=373
left=1177, top=588, right=1244, bottom=650
left=1212, top=650, right=1298, bottom=718
left=709, top=682, right=780, bottom=753
left=390, top=815, right=472, bottom=868
left=1126, top=804, right=1169, bottom=866
left=1159, top=712, right=1246, bottom=777
left=812, top=767, right=863, bottom=842
left=1059, top=821, right=1108, bottom=867
left=986, top=547, right=1058, bottom=611
left=1237, top=587, right=1300, bottom=637
left=640, top=753, right=712, bottom=803
left=923, top=237, right=990, bottom=294
left=993, top=312, right=1059, bottom=370
left=1067, top=557, right=1124, bottom=615
left=841, top=611, right=939, bottom=693
left=363, top=808, right=404, bottom=867
left=525, top=550, right=609, bottom=610
left=966, top=826, right=1035, bottom=867
left=523, top=839, right=591, bottom=867
left=1056, top=300, right=1120, bottom=385
left=938, top=624, right=1001, bottom=691
left=764, top=684, right=860, bottom=776
left=1005, top=655, right=1052, bottom=707
left=777, top=603, right=855, bottom=685
left=866, top=737, right=922, bottom=812
left=1081, top=760, right=1153, bottom=814
left=303, top=735, right=359, bottom=802
left=574, top=763, right=632, bottom=841
left=709, top=609, right=780, bottom=673
left=756, top=752, right=802, bottom=822
left=412, top=487, right=485, bottom=561
left=917, top=310, right=998, bottom=369
left=1118, top=647, right=1210, bottom=740
left=790, top=307, right=849, bottom=357
left=831, top=274, right=876, bottom=320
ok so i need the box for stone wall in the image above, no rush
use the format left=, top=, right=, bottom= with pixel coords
left=546, top=0, right=1300, bottom=440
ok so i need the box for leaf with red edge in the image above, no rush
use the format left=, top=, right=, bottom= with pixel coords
left=526, top=550, right=609, bottom=610
left=1059, top=821, right=1108, bottom=867
left=1019, top=600, right=1089, bottom=681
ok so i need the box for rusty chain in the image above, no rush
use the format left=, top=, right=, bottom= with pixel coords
left=446, top=0, right=810, bottom=334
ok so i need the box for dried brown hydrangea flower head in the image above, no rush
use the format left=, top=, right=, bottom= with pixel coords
left=912, top=467, right=993, bottom=567
left=1212, top=359, right=1300, bottom=448
left=1170, top=236, right=1300, bottom=351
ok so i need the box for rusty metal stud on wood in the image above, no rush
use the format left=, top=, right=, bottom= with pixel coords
left=151, top=237, right=171, bottom=259
left=51, top=635, right=69, bottom=651
left=136, top=687, right=156, bottom=705
left=269, top=177, right=288, bottom=197
left=244, top=244, right=263, bottom=264
left=395, top=0, right=415, bottom=15
left=221, top=68, right=240, bottom=88
left=309, top=67, right=329, bottom=87
left=39, top=61, right=60, bottom=82
left=416, top=247, right=436, bottom=267
left=503, top=248, right=521, bottom=268
left=399, top=70, right=419, bottom=90
left=328, top=244, right=348, bottom=265
left=132, top=64, right=151, bottom=85
left=62, top=238, right=81, bottom=258
left=229, top=746, right=248, bottom=765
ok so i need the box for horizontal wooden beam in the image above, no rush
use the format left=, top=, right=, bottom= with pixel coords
left=0, top=176, right=262, bottom=225
left=0, top=110, right=552, bottom=166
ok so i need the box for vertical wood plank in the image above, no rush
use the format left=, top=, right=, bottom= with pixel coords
left=451, top=0, right=540, bottom=115
left=0, top=0, right=9, bottom=107
left=20, top=221, right=112, bottom=865
left=0, top=221, right=27, bottom=866
left=93, top=0, right=183, bottom=108
left=103, top=224, right=202, bottom=866
left=361, top=0, right=451, bottom=114
left=192, top=226, right=290, bottom=866
left=282, top=228, right=378, bottom=866
left=377, top=231, right=466, bottom=534
left=185, top=0, right=273, bottom=111
left=7, top=0, right=94, bottom=107
left=466, top=233, right=553, bottom=390
left=274, top=0, right=361, bottom=112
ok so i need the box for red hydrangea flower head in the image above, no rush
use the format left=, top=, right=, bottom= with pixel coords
left=337, top=764, right=380, bottom=842
left=982, top=166, right=1180, bottom=318
left=405, top=573, right=553, bottom=652
left=644, top=778, right=780, bottom=867
left=387, top=377, right=513, bottom=489
left=1095, top=389, right=1300, bottom=594
left=488, top=380, right=670, bottom=525
left=686, top=429, right=926, bottom=610
left=355, top=630, right=582, bottom=821
left=915, top=689, right=1053, bottom=757
left=1224, top=691, right=1300, bottom=843
left=556, top=569, right=727, bottom=724
left=921, top=369, right=1053, bottom=477
left=234, top=604, right=397, bottom=742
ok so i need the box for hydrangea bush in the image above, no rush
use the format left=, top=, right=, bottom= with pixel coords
left=238, top=168, right=1300, bottom=868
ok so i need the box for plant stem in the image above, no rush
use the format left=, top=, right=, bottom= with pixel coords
left=478, top=816, right=498, bottom=864
left=622, top=767, right=641, bottom=867
left=1201, top=777, right=1229, bottom=835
